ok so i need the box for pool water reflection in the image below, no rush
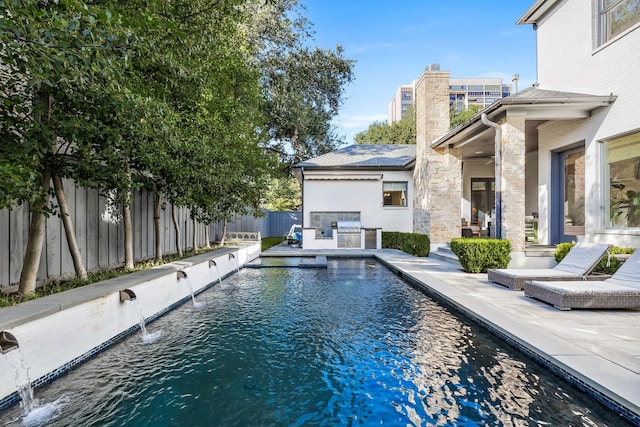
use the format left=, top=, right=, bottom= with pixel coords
left=0, top=259, right=632, bottom=426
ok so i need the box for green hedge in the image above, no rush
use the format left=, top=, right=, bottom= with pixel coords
left=554, top=242, right=635, bottom=275
left=450, top=238, right=512, bottom=273
left=382, top=232, right=430, bottom=257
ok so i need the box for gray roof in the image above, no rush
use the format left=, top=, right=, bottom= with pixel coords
left=294, top=144, right=416, bottom=169
left=503, top=86, right=616, bottom=104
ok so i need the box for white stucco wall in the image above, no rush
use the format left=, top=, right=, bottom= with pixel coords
left=301, top=170, right=414, bottom=247
left=536, top=0, right=640, bottom=142
left=532, top=0, right=640, bottom=247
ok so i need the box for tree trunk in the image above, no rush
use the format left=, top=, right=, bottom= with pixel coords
left=153, top=192, right=162, bottom=262
left=172, top=204, right=183, bottom=257
left=220, top=219, right=227, bottom=246
left=19, top=91, right=53, bottom=295
left=192, top=218, right=197, bottom=253
left=52, top=173, right=87, bottom=280
left=123, top=191, right=134, bottom=270
left=204, top=224, right=210, bottom=249
left=18, top=171, right=51, bottom=295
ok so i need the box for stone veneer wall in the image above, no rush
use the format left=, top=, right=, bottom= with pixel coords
left=500, top=111, right=526, bottom=252
left=413, top=68, right=462, bottom=244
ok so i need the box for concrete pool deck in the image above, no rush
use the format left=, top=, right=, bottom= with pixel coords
left=263, top=244, right=640, bottom=424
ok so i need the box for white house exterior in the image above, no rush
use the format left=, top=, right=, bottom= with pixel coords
left=293, top=145, right=415, bottom=250
left=294, top=1, right=639, bottom=259
left=415, top=0, right=640, bottom=264
left=519, top=0, right=640, bottom=248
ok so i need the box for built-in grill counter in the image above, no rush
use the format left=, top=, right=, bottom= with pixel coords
left=301, top=216, right=381, bottom=250
left=336, top=221, right=361, bottom=248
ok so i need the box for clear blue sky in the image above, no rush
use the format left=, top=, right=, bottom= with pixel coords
left=302, top=0, right=538, bottom=145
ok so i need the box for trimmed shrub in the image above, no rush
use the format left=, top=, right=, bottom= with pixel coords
left=553, top=242, right=574, bottom=263
left=554, top=243, right=635, bottom=275
left=382, top=232, right=430, bottom=257
left=450, top=238, right=512, bottom=273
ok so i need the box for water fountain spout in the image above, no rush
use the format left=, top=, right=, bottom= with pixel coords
left=176, top=270, right=188, bottom=280
left=119, top=289, right=137, bottom=302
left=0, top=331, right=19, bottom=354
left=229, top=252, right=239, bottom=273
left=209, top=259, right=217, bottom=267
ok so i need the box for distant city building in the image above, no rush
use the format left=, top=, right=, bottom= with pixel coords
left=387, top=83, right=416, bottom=124
left=449, top=78, right=512, bottom=112
left=388, top=65, right=512, bottom=124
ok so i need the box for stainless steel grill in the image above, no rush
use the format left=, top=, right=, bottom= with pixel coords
left=337, top=221, right=361, bottom=233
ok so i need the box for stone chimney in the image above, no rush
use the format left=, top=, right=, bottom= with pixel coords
left=413, top=66, right=462, bottom=246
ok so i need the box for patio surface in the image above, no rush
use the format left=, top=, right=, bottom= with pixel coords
left=263, top=243, right=640, bottom=424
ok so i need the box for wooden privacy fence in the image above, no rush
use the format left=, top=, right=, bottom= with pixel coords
left=0, top=180, right=301, bottom=290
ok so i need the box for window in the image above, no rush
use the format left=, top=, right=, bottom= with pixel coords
left=599, top=0, right=640, bottom=45
left=383, top=182, right=407, bottom=207
left=606, top=132, right=640, bottom=227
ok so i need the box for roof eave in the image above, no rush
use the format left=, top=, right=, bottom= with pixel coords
left=516, top=0, right=561, bottom=25
left=298, top=164, right=415, bottom=172
left=430, top=93, right=617, bottom=149
left=430, top=101, right=503, bottom=149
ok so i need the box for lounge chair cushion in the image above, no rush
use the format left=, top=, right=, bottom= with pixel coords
left=524, top=249, right=640, bottom=310
left=552, top=243, right=612, bottom=275
left=487, top=243, right=611, bottom=290
left=605, top=249, right=640, bottom=288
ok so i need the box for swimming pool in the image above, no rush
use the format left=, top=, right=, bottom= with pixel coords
left=0, top=259, right=632, bottom=426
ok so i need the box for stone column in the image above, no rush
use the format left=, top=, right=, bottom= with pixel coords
left=413, top=67, right=462, bottom=245
left=500, top=110, right=526, bottom=252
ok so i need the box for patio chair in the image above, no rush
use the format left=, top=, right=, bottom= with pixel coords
left=524, top=249, right=640, bottom=310
left=487, top=242, right=612, bottom=290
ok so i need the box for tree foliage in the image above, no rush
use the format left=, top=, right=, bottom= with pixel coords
left=450, top=104, right=482, bottom=129
left=0, top=1, right=134, bottom=292
left=264, top=176, right=302, bottom=211
left=0, top=0, right=354, bottom=292
left=355, top=103, right=484, bottom=145
left=355, top=105, right=416, bottom=145
left=243, top=0, right=355, bottom=165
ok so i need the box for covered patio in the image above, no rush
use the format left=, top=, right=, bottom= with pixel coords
left=427, top=87, right=616, bottom=263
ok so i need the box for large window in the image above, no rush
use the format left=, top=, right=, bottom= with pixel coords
left=383, top=182, right=407, bottom=207
left=606, top=132, right=640, bottom=228
left=599, top=0, right=640, bottom=45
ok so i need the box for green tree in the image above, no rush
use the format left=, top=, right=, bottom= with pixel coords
left=450, top=104, right=482, bottom=129
left=355, top=105, right=416, bottom=145
left=264, top=176, right=302, bottom=211
left=241, top=0, right=355, bottom=165
left=1, top=0, right=353, bottom=290
left=110, top=0, right=251, bottom=259
left=355, top=103, right=483, bottom=145
left=0, top=1, right=132, bottom=294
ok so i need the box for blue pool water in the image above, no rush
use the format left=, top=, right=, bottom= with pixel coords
left=0, top=259, right=632, bottom=426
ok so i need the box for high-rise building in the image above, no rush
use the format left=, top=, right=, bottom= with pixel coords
left=449, top=78, right=512, bottom=112
left=388, top=66, right=512, bottom=124
left=387, top=83, right=416, bottom=124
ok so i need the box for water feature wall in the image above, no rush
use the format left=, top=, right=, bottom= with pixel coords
left=0, top=243, right=260, bottom=407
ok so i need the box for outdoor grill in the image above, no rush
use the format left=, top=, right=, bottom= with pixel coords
left=336, top=221, right=361, bottom=233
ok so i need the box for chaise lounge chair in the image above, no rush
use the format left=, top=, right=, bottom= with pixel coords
left=487, top=243, right=611, bottom=290
left=524, top=249, right=640, bottom=310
